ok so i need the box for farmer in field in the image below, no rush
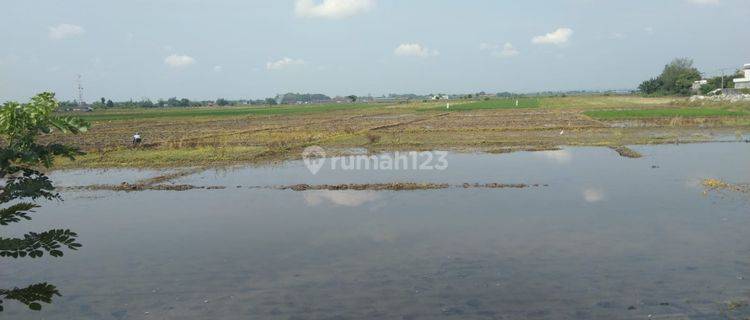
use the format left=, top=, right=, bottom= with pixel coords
left=132, top=132, right=142, bottom=146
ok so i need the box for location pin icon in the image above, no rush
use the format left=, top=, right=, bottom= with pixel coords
left=302, top=146, right=326, bottom=175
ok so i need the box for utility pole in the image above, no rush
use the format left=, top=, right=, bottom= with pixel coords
left=76, top=74, right=85, bottom=107
left=715, top=68, right=735, bottom=89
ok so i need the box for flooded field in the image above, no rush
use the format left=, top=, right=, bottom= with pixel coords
left=3, top=143, right=750, bottom=319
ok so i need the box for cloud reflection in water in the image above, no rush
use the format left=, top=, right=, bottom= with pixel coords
left=304, top=190, right=380, bottom=207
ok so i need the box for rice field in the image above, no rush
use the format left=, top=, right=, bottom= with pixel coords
left=584, top=108, right=747, bottom=120
left=72, top=103, right=373, bottom=122
left=50, top=95, right=750, bottom=169
left=441, top=98, right=540, bottom=111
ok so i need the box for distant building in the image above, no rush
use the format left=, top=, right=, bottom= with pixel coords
left=69, top=106, right=93, bottom=112
left=332, top=96, right=350, bottom=103
left=734, top=63, right=750, bottom=89
left=692, top=79, right=708, bottom=93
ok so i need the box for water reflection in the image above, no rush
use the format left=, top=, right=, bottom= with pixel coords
left=303, top=190, right=380, bottom=207
left=5, top=143, right=750, bottom=319
left=1, top=169, right=81, bottom=312
left=533, top=149, right=572, bottom=163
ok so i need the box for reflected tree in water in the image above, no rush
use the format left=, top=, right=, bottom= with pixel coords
left=0, top=92, right=89, bottom=312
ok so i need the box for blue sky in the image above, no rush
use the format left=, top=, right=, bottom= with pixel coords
left=1, top=0, right=748, bottom=102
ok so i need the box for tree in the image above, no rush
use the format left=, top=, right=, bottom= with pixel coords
left=216, top=98, right=230, bottom=106
left=0, top=92, right=89, bottom=312
left=638, top=78, right=662, bottom=95
left=347, top=95, right=357, bottom=103
left=106, top=99, right=114, bottom=108
left=638, top=58, right=701, bottom=96
left=138, top=99, right=154, bottom=108
left=265, top=98, right=278, bottom=106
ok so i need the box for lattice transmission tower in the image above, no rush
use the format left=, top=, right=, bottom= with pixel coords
left=76, top=74, right=85, bottom=107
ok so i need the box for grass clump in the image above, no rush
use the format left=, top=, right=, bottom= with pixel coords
left=702, top=179, right=749, bottom=194
left=609, top=146, right=642, bottom=158
left=726, top=300, right=747, bottom=311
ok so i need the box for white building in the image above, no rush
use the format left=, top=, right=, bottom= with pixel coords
left=734, top=63, right=750, bottom=89
left=692, top=79, right=708, bottom=93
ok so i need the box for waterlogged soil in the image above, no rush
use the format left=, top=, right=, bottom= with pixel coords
left=4, top=144, right=750, bottom=319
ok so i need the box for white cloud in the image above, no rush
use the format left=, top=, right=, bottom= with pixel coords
left=164, top=54, right=196, bottom=68
left=532, top=27, right=573, bottom=45
left=583, top=188, right=605, bottom=203
left=480, top=42, right=519, bottom=58
left=213, top=65, right=223, bottom=72
left=48, top=24, right=85, bottom=40
left=687, top=0, right=719, bottom=4
left=266, top=57, right=306, bottom=70
left=295, top=0, right=375, bottom=19
left=499, top=43, right=519, bottom=57
left=394, top=43, right=439, bottom=58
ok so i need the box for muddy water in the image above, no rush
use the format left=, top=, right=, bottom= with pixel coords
left=3, top=143, right=750, bottom=319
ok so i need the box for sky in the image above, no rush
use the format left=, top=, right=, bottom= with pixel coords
left=1, top=0, right=748, bottom=102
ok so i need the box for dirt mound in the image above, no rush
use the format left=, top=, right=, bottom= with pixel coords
left=65, top=182, right=226, bottom=192
left=278, top=182, right=546, bottom=191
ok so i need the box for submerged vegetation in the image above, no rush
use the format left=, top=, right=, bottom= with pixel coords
left=702, top=178, right=749, bottom=194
